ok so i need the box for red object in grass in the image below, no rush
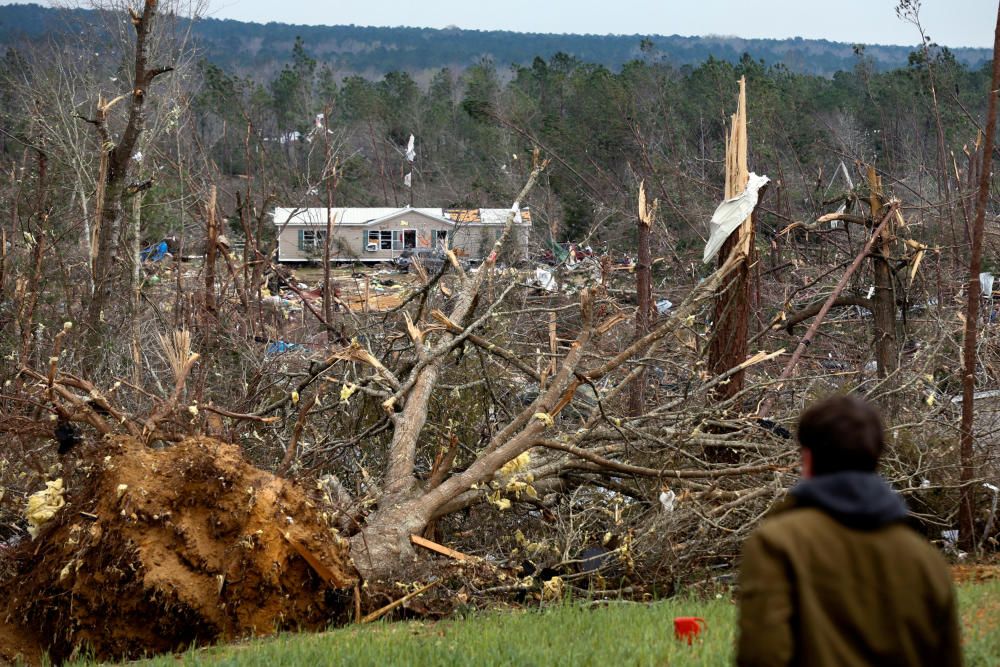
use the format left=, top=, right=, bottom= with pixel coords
left=674, top=616, right=706, bottom=645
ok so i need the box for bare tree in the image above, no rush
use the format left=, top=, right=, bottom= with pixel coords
left=78, top=1, right=181, bottom=350
left=959, top=1, right=1000, bottom=552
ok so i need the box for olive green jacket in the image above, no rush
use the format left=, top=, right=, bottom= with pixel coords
left=737, top=479, right=961, bottom=667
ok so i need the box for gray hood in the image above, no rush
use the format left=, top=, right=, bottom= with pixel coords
left=790, top=471, right=908, bottom=529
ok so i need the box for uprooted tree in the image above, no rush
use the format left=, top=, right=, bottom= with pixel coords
left=340, top=169, right=759, bottom=578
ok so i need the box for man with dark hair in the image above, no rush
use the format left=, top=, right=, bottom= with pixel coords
left=737, top=395, right=961, bottom=666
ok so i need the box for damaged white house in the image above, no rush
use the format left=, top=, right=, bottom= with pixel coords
left=272, top=207, right=532, bottom=263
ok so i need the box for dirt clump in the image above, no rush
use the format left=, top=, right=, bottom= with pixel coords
left=0, top=436, right=357, bottom=663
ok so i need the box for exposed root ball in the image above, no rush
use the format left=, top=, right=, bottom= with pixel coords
left=2, top=437, right=357, bottom=662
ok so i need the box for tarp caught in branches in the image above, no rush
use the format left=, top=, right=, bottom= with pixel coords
left=703, top=172, right=770, bottom=264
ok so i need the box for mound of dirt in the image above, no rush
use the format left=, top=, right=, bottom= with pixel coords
left=0, top=436, right=357, bottom=663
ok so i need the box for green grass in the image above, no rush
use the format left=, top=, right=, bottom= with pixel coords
left=139, top=597, right=736, bottom=667
left=109, top=581, right=1000, bottom=666
left=958, top=579, right=1000, bottom=666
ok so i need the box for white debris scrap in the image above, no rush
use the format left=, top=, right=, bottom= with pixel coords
left=703, top=172, right=770, bottom=264
left=534, top=268, right=557, bottom=292
left=405, top=134, right=415, bottom=162
left=659, top=489, right=676, bottom=512
left=980, top=272, right=994, bottom=298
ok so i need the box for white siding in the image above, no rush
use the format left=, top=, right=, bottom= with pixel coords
left=274, top=207, right=530, bottom=262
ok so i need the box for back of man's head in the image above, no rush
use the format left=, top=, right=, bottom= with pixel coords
left=797, top=395, right=885, bottom=475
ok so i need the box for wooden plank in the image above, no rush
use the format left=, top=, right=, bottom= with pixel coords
left=360, top=579, right=441, bottom=624
left=409, top=534, right=471, bottom=561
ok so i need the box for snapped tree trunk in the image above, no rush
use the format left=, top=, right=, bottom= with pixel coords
left=629, top=181, right=655, bottom=416
left=866, top=166, right=898, bottom=381
left=130, top=192, right=143, bottom=384
left=321, top=107, right=338, bottom=342
left=959, top=1, right=1000, bottom=552
left=84, top=0, right=173, bottom=351
left=204, top=185, right=218, bottom=317
left=709, top=76, right=751, bottom=402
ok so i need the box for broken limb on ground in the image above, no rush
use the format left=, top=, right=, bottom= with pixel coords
left=0, top=437, right=358, bottom=663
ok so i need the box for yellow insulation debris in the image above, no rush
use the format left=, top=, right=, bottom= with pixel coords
left=500, top=452, right=531, bottom=476
left=25, top=478, right=66, bottom=539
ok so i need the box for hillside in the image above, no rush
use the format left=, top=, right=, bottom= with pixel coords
left=0, top=2, right=991, bottom=78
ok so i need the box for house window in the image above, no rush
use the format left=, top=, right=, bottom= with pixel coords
left=367, top=229, right=416, bottom=251
left=367, top=230, right=394, bottom=250
left=434, top=230, right=449, bottom=249
left=298, top=229, right=326, bottom=250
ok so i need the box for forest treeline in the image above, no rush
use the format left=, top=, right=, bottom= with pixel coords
left=1, top=10, right=994, bottom=253
left=0, top=2, right=991, bottom=79
left=0, top=2, right=992, bottom=267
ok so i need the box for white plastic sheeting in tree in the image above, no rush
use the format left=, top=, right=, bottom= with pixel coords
left=703, top=172, right=770, bottom=264
left=405, top=134, right=416, bottom=162
left=980, top=272, right=994, bottom=298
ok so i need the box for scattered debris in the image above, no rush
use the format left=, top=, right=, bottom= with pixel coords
left=980, top=272, right=994, bottom=298
left=262, top=294, right=302, bottom=314
left=54, top=419, right=82, bottom=455
left=266, top=340, right=299, bottom=355
left=950, top=389, right=1000, bottom=403
left=534, top=267, right=557, bottom=292
left=140, top=240, right=169, bottom=263
left=360, top=579, right=441, bottom=624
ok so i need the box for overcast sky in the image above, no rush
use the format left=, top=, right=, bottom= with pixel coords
left=200, top=0, right=993, bottom=48
left=5, top=0, right=996, bottom=48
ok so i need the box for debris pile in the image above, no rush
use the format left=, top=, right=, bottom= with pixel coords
left=261, top=265, right=411, bottom=314
left=0, top=437, right=357, bottom=662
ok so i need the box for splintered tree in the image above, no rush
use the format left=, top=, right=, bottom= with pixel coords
left=866, top=166, right=900, bottom=381
left=959, top=0, right=1000, bottom=552
left=628, top=181, right=656, bottom=416
left=82, top=0, right=174, bottom=346
left=763, top=168, right=911, bottom=420
left=708, top=77, right=754, bottom=401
